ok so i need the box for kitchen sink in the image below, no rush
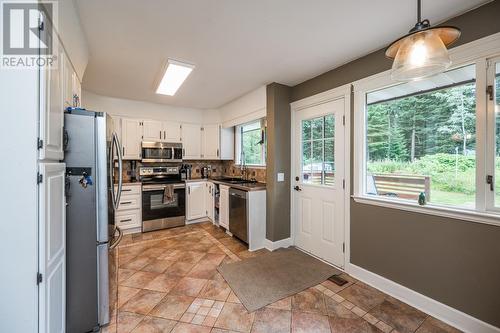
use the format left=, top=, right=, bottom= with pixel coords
left=213, top=177, right=258, bottom=184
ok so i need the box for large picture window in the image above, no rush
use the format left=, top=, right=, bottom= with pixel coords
left=354, top=44, right=500, bottom=224
left=365, top=64, right=476, bottom=208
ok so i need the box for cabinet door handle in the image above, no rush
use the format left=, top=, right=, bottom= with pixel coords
left=160, top=131, right=162, bottom=140
left=120, top=218, right=132, bottom=223
left=123, top=147, right=125, bottom=155
left=121, top=201, right=132, bottom=205
left=121, top=189, right=132, bottom=192
left=217, top=149, right=219, bottom=157
left=164, top=130, right=166, bottom=139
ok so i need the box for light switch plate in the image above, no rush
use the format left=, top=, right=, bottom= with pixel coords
left=277, top=173, right=285, bottom=182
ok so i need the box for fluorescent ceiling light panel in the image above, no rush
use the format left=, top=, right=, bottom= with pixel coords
left=156, top=59, right=195, bottom=96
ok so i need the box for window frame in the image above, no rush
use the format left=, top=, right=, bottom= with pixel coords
left=235, top=118, right=267, bottom=167
left=353, top=32, right=500, bottom=227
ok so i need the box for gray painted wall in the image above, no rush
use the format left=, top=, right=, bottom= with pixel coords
left=266, top=83, right=292, bottom=241
left=291, top=0, right=500, bottom=327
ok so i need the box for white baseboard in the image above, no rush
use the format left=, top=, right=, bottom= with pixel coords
left=346, top=264, right=500, bottom=333
left=185, top=218, right=210, bottom=225
left=121, top=226, right=141, bottom=235
left=264, top=237, right=293, bottom=251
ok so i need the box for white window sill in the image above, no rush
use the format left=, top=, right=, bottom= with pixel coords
left=352, top=195, right=500, bottom=228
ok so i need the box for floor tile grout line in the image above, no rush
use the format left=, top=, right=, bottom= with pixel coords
left=117, top=226, right=237, bottom=332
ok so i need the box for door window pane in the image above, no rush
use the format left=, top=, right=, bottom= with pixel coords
left=325, top=115, right=335, bottom=138
left=312, top=118, right=323, bottom=140
left=365, top=64, right=476, bottom=208
left=301, top=114, right=335, bottom=186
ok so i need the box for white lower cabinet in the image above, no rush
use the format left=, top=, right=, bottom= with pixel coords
left=219, top=185, right=229, bottom=229
left=115, top=184, right=142, bottom=232
left=115, top=210, right=141, bottom=230
left=186, top=182, right=206, bottom=220
left=206, top=182, right=215, bottom=222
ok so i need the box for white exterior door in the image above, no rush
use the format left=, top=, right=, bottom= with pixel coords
left=182, top=124, right=202, bottom=159
left=163, top=121, right=182, bottom=142
left=202, top=125, right=220, bottom=159
left=142, top=120, right=162, bottom=142
left=121, top=118, right=142, bottom=160
left=187, top=182, right=206, bottom=220
left=39, top=43, right=64, bottom=161
left=39, top=163, right=66, bottom=333
left=292, top=98, right=346, bottom=268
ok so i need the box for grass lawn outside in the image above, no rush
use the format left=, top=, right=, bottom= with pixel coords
left=429, top=189, right=475, bottom=208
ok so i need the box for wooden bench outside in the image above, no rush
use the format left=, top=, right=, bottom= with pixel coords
left=369, top=173, right=431, bottom=201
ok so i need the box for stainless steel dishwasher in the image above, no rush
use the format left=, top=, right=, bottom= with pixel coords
left=229, top=188, right=248, bottom=243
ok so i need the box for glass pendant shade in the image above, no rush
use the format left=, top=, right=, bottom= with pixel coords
left=390, top=29, right=452, bottom=81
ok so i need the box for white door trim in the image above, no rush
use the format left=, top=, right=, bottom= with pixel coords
left=290, top=84, right=351, bottom=269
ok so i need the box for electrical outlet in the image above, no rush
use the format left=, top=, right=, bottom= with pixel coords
left=277, top=173, right=285, bottom=182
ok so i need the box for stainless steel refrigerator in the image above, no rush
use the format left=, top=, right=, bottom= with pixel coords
left=64, top=109, right=123, bottom=333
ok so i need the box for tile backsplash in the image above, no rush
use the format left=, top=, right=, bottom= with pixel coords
left=116, top=160, right=266, bottom=183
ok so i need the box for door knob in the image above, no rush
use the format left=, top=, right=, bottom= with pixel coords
left=294, top=186, right=302, bottom=191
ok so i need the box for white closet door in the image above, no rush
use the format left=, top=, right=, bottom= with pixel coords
left=39, top=163, right=66, bottom=333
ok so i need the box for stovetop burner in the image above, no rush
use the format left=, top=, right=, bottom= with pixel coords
left=139, top=166, right=182, bottom=184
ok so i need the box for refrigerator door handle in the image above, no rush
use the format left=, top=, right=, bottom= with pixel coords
left=112, top=132, right=123, bottom=211
left=110, top=134, right=116, bottom=209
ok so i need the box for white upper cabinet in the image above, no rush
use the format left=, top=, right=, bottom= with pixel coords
left=181, top=124, right=202, bottom=159
left=186, top=182, right=206, bottom=220
left=142, top=120, right=163, bottom=142
left=39, top=42, right=64, bottom=161
left=121, top=118, right=142, bottom=160
left=220, top=127, right=234, bottom=160
left=143, top=120, right=181, bottom=143
left=163, top=121, right=182, bottom=142
left=202, top=125, right=220, bottom=159
left=117, top=118, right=233, bottom=160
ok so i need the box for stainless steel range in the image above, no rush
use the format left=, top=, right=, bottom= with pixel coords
left=140, top=166, right=186, bottom=232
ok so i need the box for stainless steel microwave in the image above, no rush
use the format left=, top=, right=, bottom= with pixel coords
left=141, top=142, right=183, bottom=163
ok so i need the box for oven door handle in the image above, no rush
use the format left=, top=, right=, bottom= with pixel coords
left=142, top=184, right=186, bottom=191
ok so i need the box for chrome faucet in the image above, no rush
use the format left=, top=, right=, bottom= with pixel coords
left=240, top=153, right=248, bottom=181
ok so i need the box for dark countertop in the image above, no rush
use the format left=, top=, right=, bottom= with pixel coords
left=185, top=178, right=266, bottom=192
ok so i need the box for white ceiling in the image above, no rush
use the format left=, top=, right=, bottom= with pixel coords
left=76, top=0, right=489, bottom=109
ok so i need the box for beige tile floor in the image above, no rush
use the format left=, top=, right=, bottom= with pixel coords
left=103, top=222, right=461, bottom=333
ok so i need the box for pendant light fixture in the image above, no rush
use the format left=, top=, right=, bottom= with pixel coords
left=385, top=0, right=461, bottom=81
